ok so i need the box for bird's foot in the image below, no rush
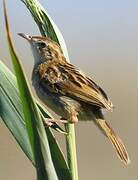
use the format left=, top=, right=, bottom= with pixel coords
left=43, top=118, right=68, bottom=127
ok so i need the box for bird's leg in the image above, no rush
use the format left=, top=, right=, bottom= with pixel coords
left=69, top=115, right=78, bottom=123
left=68, top=111, right=79, bottom=123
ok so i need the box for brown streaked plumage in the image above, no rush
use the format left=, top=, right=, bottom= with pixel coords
left=18, top=33, right=130, bottom=165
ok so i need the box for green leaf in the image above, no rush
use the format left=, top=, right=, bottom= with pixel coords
left=0, top=60, right=71, bottom=179
left=21, top=0, right=69, bottom=60
left=21, top=1, right=78, bottom=179
left=0, top=61, right=34, bottom=164
left=3, top=2, right=58, bottom=179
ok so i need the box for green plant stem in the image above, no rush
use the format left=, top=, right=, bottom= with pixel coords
left=65, top=123, right=78, bottom=180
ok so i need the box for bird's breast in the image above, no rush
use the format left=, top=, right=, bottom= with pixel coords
left=32, top=71, right=66, bottom=117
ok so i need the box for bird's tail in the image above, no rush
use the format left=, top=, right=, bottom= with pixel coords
left=96, top=119, right=130, bottom=165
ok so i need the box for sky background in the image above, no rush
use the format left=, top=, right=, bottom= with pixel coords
left=0, top=0, right=138, bottom=179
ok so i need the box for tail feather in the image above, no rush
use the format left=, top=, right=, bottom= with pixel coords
left=97, top=119, right=130, bottom=165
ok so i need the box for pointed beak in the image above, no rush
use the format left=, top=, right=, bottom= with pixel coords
left=18, top=33, right=31, bottom=42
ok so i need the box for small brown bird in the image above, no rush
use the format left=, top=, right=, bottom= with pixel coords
left=18, top=33, right=130, bottom=165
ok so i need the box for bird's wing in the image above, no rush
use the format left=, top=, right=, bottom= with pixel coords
left=38, top=62, right=113, bottom=110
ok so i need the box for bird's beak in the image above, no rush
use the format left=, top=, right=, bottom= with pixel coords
left=18, top=33, right=31, bottom=42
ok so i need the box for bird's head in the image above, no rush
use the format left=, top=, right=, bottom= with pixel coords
left=18, top=33, right=64, bottom=65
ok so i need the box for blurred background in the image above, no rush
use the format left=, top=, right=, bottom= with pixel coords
left=0, top=0, right=138, bottom=179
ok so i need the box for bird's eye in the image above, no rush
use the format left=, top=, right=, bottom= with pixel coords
left=37, top=42, right=46, bottom=48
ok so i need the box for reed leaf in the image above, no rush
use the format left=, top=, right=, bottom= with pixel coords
left=20, top=1, right=79, bottom=179
left=0, top=60, right=71, bottom=180
left=3, top=2, right=59, bottom=179
left=21, top=0, right=69, bottom=60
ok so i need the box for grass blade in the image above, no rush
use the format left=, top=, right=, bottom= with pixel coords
left=21, top=1, right=79, bottom=179
left=22, top=0, right=69, bottom=60
left=3, top=1, right=58, bottom=179
left=0, top=61, right=34, bottom=164
left=0, top=60, right=71, bottom=180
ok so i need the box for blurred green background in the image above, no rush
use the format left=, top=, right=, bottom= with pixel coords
left=0, top=0, right=137, bottom=179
